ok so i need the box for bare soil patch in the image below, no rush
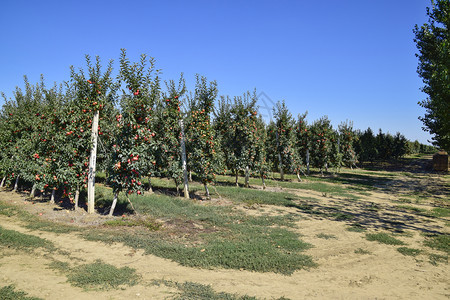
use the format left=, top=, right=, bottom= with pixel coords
left=0, top=162, right=448, bottom=299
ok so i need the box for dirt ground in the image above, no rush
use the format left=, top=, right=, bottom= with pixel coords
left=0, top=163, right=449, bottom=299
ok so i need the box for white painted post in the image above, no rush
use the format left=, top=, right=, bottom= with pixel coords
left=109, top=192, right=118, bottom=216
left=88, top=110, right=100, bottom=214
left=13, top=175, right=19, bottom=191
left=179, top=118, right=189, bottom=199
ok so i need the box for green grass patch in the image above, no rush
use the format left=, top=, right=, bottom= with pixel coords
left=316, top=233, right=337, bottom=239
left=0, top=225, right=55, bottom=251
left=0, top=200, right=78, bottom=234
left=346, top=224, right=366, bottom=232
left=365, top=233, right=405, bottom=245
left=215, top=186, right=299, bottom=207
left=429, top=207, right=450, bottom=218
left=84, top=188, right=316, bottom=275
left=84, top=225, right=315, bottom=275
left=423, top=234, right=450, bottom=254
left=395, top=205, right=427, bottom=214
left=428, top=253, right=448, bottom=266
left=0, top=285, right=42, bottom=300
left=397, top=247, right=422, bottom=256
left=152, top=280, right=260, bottom=300
left=104, top=216, right=161, bottom=231
left=47, top=260, right=71, bottom=274
left=354, top=248, right=371, bottom=255
left=67, top=260, right=140, bottom=290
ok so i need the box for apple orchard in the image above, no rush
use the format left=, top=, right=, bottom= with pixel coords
left=0, top=50, right=431, bottom=215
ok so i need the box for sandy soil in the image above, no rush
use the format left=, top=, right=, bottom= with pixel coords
left=0, top=167, right=448, bottom=299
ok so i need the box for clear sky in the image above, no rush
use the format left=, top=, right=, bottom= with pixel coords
left=0, top=0, right=433, bottom=144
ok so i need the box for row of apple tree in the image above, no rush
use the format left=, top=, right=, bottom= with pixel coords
left=0, top=50, right=433, bottom=214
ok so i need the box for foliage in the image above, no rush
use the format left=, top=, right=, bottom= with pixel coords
left=272, top=100, right=301, bottom=178
left=108, top=49, right=160, bottom=197
left=185, top=75, right=218, bottom=188
left=414, top=0, right=450, bottom=151
left=309, top=116, right=333, bottom=173
left=338, top=120, right=358, bottom=168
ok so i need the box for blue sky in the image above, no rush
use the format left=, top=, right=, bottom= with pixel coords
left=0, top=0, right=433, bottom=144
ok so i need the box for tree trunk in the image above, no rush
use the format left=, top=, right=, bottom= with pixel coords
left=30, top=184, right=36, bottom=198
left=146, top=177, right=153, bottom=194
left=275, top=130, right=284, bottom=181
left=87, top=110, right=100, bottom=214
left=0, top=176, right=5, bottom=187
left=296, top=171, right=302, bottom=182
left=74, top=188, right=80, bottom=211
left=179, top=118, right=190, bottom=199
left=109, top=192, right=118, bottom=216
left=306, top=149, right=310, bottom=175
left=278, top=153, right=284, bottom=181
left=189, top=170, right=192, bottom=182
left=174, top=179, right=180, bottom=196
left=50, top=189, right=56, bottom=204
left=204, top=183, right=210, bottom=199
left=244, top=166, right=250, bottom=188
left=235, top=170, right=239, bottom=187
left=261, top=174, right=266, bottom=190
left=13, top=175, right=19, bottom=191
left=126, top=197, right=138, bottom=215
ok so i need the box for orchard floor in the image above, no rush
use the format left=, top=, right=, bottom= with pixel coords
left=0, top=159, right=449, bottom=299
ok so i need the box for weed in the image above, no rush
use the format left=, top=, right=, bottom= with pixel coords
left=428, top=253, right=448, bottom=266
left=0, top=285, right=42, bottom=300
left=429, top=207, right=450, bottom=218
left=365, top=233, right=405, bottom=245
left=0, top=225, right=55, bottom=251
left=152, top=280, right=259, bottom=300
left=346, top=224, right=366, bottom=232
left=104, top=217, right=161, bottom=231
left=395, top=205, right=426, bottom=214
left=47, top=260, right=70, bottom=273
left=316, top=233, right=337, bottom=239
left=333, top=212, right=354, bottom=221
left=423, top=234, right=450, bottom=254
left=0, top=200, right=77, bottom=234
left=354, top=248, right=371, bottom=255
left=397, top=247, right=422, bottom=256
left=67, top=260, right=140, bottom=290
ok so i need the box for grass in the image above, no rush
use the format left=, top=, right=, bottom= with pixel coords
left=346, top=224, right=367, bottom=232
left=428, top=253, right=448, bottom=266
left=214, top=172, right=366, bottom=200
left=152, top=280, right=291, bottom=300
left=86, top=186, right=316, bottom=275
left=316, top=233, right=337, bottom=239
left=423, top=234, right=450, bottom=254
left=84, top=224, right=315, bottom=275
left=395, top=205, right=427, bottom=214
left=397, top=247, right=422, bottom=256
left=429, top=207, right=450, bottom=218
left=354, top=248, right=371, bottom=255
left=67, top=260, right=140, bottom=290
left=0, top=225, right=55, bottom=251
left=152, top=280, right=259, bottom=300
left=365, top=233, right=405, bottom=245
left=0, top=285, right=42, bottom=300
left=104, top=216, right=162, bottom=231
left=0, top=201, right=78, bottom=234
